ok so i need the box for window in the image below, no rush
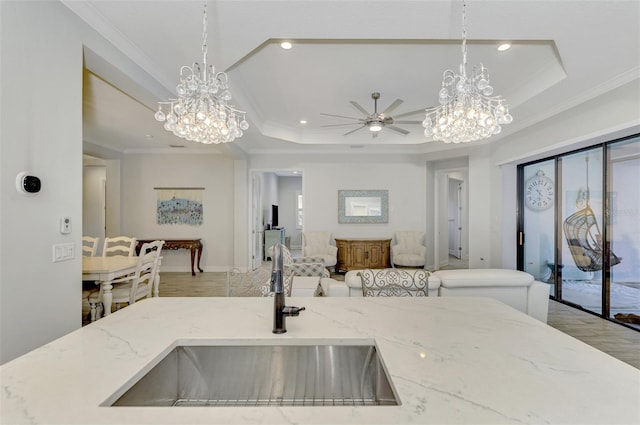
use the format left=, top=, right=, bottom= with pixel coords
left=295, top=191, right=303, bottom=229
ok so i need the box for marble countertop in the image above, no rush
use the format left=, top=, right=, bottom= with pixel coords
left=1, top=297, right=639, bottom=424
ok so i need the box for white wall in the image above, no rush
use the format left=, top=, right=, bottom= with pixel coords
left=105, top=159, right=121, bottom=236
left=1, top=1, right=83, bottom=363
left=83, top=166, right=106, bottom=240
left=468, top=147, right=493, bottom=268
left=233, top=160, right=249, bottom=270
left=250, top=154, right=428, bottom=246
left=278, top=176, right=302, bottom=248
left=500, top=164, right=518, bottom=268
left=120, top=154, right=235, bottom=272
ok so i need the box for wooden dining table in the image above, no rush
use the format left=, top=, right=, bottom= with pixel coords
left=82, top=256, right=138, bottom=318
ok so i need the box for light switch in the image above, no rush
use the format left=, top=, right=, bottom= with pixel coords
left=53, top=243, right=75, bottom=262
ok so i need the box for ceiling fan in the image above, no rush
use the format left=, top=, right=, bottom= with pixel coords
left=320, top=92, right=424, bottom=137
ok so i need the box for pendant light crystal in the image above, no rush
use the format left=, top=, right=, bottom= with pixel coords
left=154, top=1, right=248, bottom=144
left=422, top=0, right=512, bottom=144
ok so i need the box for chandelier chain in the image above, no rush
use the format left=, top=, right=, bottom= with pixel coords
left=202, top=1, right=208, bottom=68
left=461, top=0, right=467, bottom=76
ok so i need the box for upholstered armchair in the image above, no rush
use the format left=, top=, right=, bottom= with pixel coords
left=391, top=231, right=426, bottom=268
left=302, top=231, right=338, bottom=271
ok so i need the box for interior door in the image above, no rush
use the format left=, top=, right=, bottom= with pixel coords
left=251, top=173, right=263, bottom=270
left=448, top=178, right=462, bottom=259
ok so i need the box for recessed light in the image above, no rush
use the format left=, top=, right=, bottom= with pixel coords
left=497, top=43, right=511, bottom=51
left=144, top=134, right=154, bottom=139
left=299, top=120, right=307, bottom=124
left=280, top=41, right=292, bottom=50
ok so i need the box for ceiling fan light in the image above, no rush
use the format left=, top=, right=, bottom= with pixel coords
left=369, top=123, right=382, bottom=132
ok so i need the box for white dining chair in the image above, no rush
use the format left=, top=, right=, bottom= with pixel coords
left=82, top=236, right=99, bottom=257
left=88, top=240, right=164, bottom=321
left=102, top=236, right=137, bottom=257
left=82, top=236, right=101, bottom=323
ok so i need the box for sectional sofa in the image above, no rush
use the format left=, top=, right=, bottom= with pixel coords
left=320, top=268, right=550, bottom=322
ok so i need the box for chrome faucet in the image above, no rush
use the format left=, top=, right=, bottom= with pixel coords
left=271, top=243, right=305, bottom=334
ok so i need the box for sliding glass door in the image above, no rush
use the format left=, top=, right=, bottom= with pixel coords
left=519, top=135, right=639, bottom=329
left=521, top=160, right=556, bottom=292
left=608, top=137, right=640, bottom=323
left=558, top=147, right=604, bottom=313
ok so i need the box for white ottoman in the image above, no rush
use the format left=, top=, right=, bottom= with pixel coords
left=291, top=276, right=322, bottom=297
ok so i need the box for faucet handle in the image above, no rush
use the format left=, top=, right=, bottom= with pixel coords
left=282, top=306, right=305, bottom=316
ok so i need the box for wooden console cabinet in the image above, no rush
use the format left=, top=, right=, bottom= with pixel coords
left=335, top=238, right=391, bottom=272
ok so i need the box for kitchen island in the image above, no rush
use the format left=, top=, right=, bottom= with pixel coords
left=1, top=297, right=639, bottom=424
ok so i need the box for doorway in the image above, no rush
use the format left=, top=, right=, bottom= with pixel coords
left=83, top=155, right=107, bottom=241
left=448, top=178, right=463, bottom=259
left=432, top=164, right=469, bottom=270
left=250, top=170, right=303, bottom=269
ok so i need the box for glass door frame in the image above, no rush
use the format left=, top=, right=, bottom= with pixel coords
left=517, top=133, right=639, bottom=329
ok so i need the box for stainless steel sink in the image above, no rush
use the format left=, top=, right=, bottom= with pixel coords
left=109, top=342, right=399, bottom=407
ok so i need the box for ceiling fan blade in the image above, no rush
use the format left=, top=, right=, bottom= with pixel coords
left=320, top=123, right=362, bottom=128
left=393, top=120, right=422, bottom=125
left=381, top=99, right=403, bottom=116
left=320, top=112, right=362, bottom=121
left=386, top=125, right=410, bottom=135
left=344, top=125, right=367, bottom=136
left=393, top=108, right=428, bottom=119
left=349, top=101, right=371, bottom=117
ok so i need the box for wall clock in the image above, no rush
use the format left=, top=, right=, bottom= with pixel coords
left=525, top=170, right=554, bottom=211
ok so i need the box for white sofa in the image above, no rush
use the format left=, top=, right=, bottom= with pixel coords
left=328, top=268, right=549, bottom=322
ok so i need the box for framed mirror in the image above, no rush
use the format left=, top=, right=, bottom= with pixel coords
left=338, top=190, right=388, bottom=223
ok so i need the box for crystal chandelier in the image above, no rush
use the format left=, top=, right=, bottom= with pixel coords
left=154, top=1, right=248, bottom=144
left=422, top=0, right=512, bottom=144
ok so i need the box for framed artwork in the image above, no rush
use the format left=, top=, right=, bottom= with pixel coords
left=155, top=187, right=204, bottom=226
